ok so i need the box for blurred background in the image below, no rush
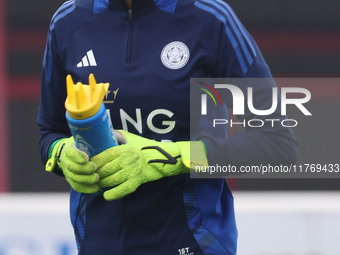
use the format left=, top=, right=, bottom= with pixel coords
left=0, top=0, right=339, bottom=254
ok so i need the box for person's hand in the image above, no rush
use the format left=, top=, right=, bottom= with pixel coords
left=46, top=137, right=99, bottom=193
left=91, top=130, right=208, bottom=201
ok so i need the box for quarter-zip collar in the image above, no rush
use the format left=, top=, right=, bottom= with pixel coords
left=110, top=0, right=158, bottom=9
left=108, top=0, right=178, bottom=13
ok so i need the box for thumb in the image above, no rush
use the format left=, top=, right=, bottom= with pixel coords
left=63, top=141, right=89, bottom=164
left=114, top=130, right=126, bottom=144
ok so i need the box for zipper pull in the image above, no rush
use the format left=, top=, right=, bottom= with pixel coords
left=128, top=8, right=133, bottom=20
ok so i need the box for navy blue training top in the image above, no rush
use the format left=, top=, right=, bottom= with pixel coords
left=37, top=0, right=297, bottom=254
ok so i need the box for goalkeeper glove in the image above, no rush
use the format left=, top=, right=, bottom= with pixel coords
left=46, top=137, right=100, bottom=193
left=91, top=130, right=208, bottom=201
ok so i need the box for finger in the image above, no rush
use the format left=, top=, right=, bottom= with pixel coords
left=64, top=169, right=100, bottom=185
left=118, top=130, right=152, bottom=145
left=103, top=178, right=141, bottom=201
left=96, top=160, right=121, bottom=178
left=98, top=169, right=130, bottom=188
left=95, top=149, right=139, bottom=178
left=64, top=144, right=89, bottom=164
left=91, top=147, right=120, bottom=168
left=114, top=130, right=126, bottom=144
left=65, top=160, right=97, bottom=174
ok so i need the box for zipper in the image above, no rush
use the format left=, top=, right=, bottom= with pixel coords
left=126, top=8, right=134, bottom=63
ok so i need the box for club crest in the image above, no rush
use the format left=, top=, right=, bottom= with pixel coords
left=161, top=41, right=190, bottom=70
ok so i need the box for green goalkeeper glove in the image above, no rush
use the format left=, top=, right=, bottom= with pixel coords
left=46, top=137, right=99, bottom=193
left=91, top=130, right=208, bottom=201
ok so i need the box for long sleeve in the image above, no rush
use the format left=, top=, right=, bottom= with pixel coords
left=193, top=4, right=298, bottom=168
left=37, top=21, right=70, bottom=166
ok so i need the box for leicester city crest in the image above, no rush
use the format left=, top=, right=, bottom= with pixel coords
left=161, top=41, right=190, bottom=70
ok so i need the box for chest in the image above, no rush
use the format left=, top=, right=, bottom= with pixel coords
left=60, top=8, right=216, bottom=139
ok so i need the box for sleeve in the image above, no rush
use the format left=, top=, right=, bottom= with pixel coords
left=37, top=24, right=70, bottom=167
left=196, top=7, right=298, bottom=168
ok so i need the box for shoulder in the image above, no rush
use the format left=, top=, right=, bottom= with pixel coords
left=174, top=0, right=244, bottom=37
left=49, top=0, right=108, bottom=33
left=49, top=0, right=77, bottom=31
left=176, top=0, right=237, bottom=23
left=48, top=0, right=104, bottom=49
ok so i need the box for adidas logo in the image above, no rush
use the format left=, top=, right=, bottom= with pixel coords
left=77, top=50, right=97, bottom=67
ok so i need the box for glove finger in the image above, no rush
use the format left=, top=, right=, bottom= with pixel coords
left=117, top=130, right=137, bottom=144
left=103, top=178, right=141, bottom=201
left=92, top=145, right=138, bottom=171
left=91, top=147, right=120, bottom=169
left=117, top=130, right=154, bottom=145
left=64, top=168, right=100, bottom=185
left=67, top=180, right=100, bottom=194
left=98, top=168, right=129, bottom=188
left=67, top=160, right=97, bottom=174
left=114, top=130, right=126, bottom=144
left=63, top=143, right=89, bottom=164
left=96, top=161, right=121, bottom=178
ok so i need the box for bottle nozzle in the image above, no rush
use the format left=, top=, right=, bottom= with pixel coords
left=65, top=74, right=110, bottom=119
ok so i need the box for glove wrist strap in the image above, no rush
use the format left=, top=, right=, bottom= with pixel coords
left=45, top=138, right=67, bottom=172
left=176, top=141, right=209, bottom=171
